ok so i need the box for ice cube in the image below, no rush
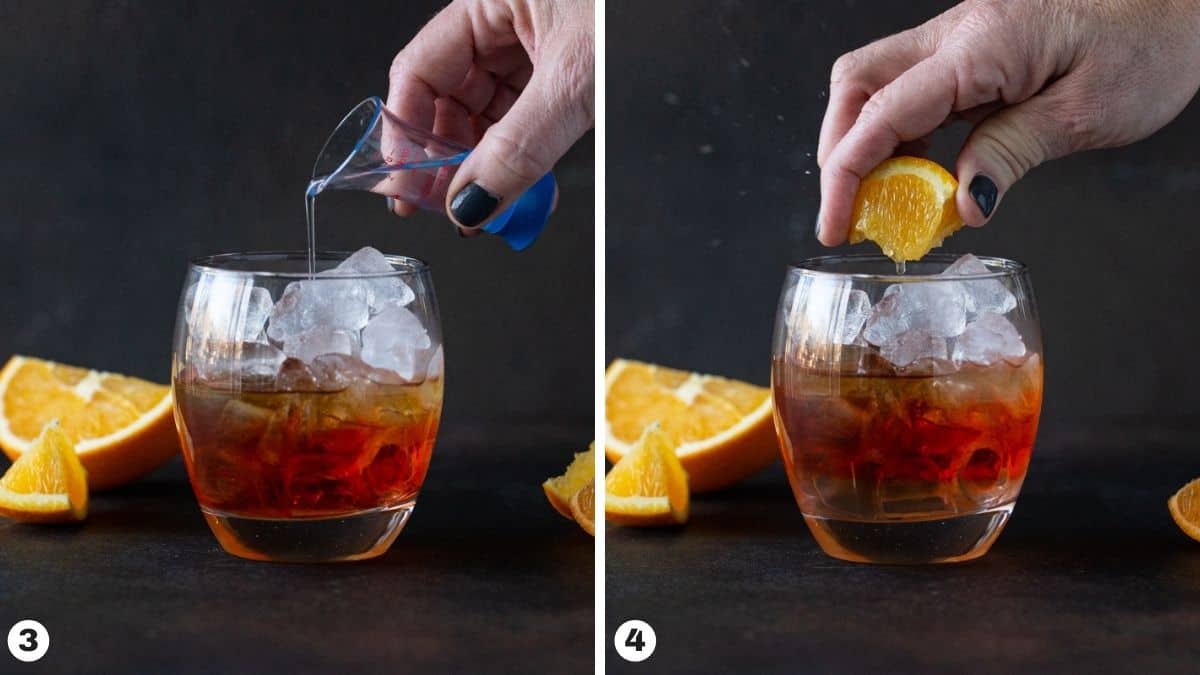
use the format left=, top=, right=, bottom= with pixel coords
left=862, top=287, right=906, bottom=345
left=951, top=312, right=1026, bottom=366
left=791, top=280, right=871, bottom=345
left=185, top=280, right=275, bottom=342
left=863, top=282, right=966, bottom=345
left=239, top=342, right=287, bottom=378
left=942, top=253, right=1017, bottom=317
left=243, top=288, right=273, bottom=341
left=838, top=290, right=871, bottom=344
left=324, top=246, right=415, bottom=313
left=189, top=341, right=284, bottom=388
left=282, top=326, right=356, bottom=363
left=360, top=305, right=432, bottom=381
left=880, top=329, right=948, bottom=368
left=266, top=278, right=370, bottom=343
left=276, top=357, right=318, bottom=391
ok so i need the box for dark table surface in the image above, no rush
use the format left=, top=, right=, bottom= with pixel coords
left=0, top=428, right=594, bottom=674
left=606, top=423, right=1200, bottom=674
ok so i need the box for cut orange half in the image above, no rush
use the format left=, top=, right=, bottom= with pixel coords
left=848, top=156, right=964, bottom=263
left=605, top=359, right=777, bottom=493
left=605, top=424, right=689, bottom=526
left=0, top=356, right=178, bottom=490
left=0, top=421, right=88, bottom=523
left=1169, top=477, right=1200, bottom=542
left=543, top=444, right=596, bottom=519
left=570, top=480, right=595, bottom=536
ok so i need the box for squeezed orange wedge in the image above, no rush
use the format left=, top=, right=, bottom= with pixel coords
left=848, top=156, right=964, bottom=263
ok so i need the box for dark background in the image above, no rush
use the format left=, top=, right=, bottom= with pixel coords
left=607, top=1, right=1200, bottom=673
left=0, top=2, right=593, bottom=673
left=606, top=0, right=1200, bottom=426
left=0, top=0, right=593, bottom=433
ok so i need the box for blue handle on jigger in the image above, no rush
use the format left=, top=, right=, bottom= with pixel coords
left=398, top=153, right=554, bottom=251
left=481, top=172, right=556, bottom=252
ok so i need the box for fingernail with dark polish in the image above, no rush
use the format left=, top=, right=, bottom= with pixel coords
left=969, top=175, right=998, bottom=218
left=449, top=182, right=500, bottom=228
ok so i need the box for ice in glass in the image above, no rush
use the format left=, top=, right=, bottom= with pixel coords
left=771, top=254, right=1043, bottom=564
left=173, top=248, right=443, bottom=562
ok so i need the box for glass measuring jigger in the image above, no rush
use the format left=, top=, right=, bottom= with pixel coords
left=309, top=96, right=555, bottom=251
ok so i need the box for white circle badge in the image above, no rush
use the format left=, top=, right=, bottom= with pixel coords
left=8, top=620, right=49, bottom=663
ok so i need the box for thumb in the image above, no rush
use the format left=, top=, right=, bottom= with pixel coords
left=446, top=44, right=593, bottom=230
left=955, top=81, right=1091, bottom=227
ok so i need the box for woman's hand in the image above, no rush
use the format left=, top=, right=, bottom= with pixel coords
left=815, top=0, right=1200, bottom=245
left=387, top=0, right=594, bottom=233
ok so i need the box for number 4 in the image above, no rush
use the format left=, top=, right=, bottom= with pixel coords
left=625, top=628, right=645, bottom=651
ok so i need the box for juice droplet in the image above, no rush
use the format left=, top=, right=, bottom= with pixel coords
left=895, top=260, right=906, bottom=275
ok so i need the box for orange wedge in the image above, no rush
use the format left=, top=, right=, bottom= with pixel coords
left=544, top=444, right=596, bottom=519
left=0, top=356, right=178, bottom=490
left=605, top=424, right=689, bottom=526
left=0, top=421, right=88, bottom=523
left=605, top=359, right=777, bottom=493
left=570, top=480, right=595, bottom=536
left=1169, top=477, right=1200, bottom=542
left=848, top=156, right=964, bottom=263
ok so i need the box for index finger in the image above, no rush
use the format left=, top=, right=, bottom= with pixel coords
left=817, top=53, right=959, bottom=246
left=386, top=3, right=478, bottom=131
left=818, top=26, right=934, bottom=167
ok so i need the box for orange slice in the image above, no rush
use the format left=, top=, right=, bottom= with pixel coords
left=0, top=356, right=178, bottom=490
left=0, top=421, right=88, bottom=523
left=848, top=156, right=964, bottom=263
left=1169, top=477, right=1200, bottom=542
left=605, top=359, right=777, bottom=493
left=569, top=480, right=595, bottom=536
left=605, top=424, right=689, bottom=526
left=543, top=444, right=596, bottom=519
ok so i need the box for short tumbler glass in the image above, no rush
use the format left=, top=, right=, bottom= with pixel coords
left=172, top=251, right=443, bottom=562
left=771, top=254, right=1043, bottom=564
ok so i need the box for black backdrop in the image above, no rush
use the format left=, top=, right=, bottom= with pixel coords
left=606, top=0, right=1200, bottom=428
left=0, top=0, right=594, bottom=438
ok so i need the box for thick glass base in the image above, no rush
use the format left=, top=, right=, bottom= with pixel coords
left=803, top=503, right=1013, bottom=565
left=201, top=502, right=415, bottom=563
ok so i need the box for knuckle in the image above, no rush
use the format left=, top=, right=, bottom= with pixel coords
left=388, top=52, right=409, bottom=83
left=946, top=43, right=1008, bottom=107
left=959, top=0, right=1011, bottom=34
left=857, top=90, right=896, bottom=134
left=830, top=51, right=864, bottom=87
left=858, top=92, right=887, bottom=123
left=973, top=124, right=1039, bottom=181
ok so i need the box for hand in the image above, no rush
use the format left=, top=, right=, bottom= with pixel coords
left=815, top=0, right=1200, bottom=245
left=386, top=0, right=594, bottom=234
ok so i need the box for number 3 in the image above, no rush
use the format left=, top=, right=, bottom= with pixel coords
left=18, top=629, right=37, bottom=652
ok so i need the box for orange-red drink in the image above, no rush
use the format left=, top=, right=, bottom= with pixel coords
left=772, top=349, right=1042, bottom=563
left=174, top=366, right=441, bottom=561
